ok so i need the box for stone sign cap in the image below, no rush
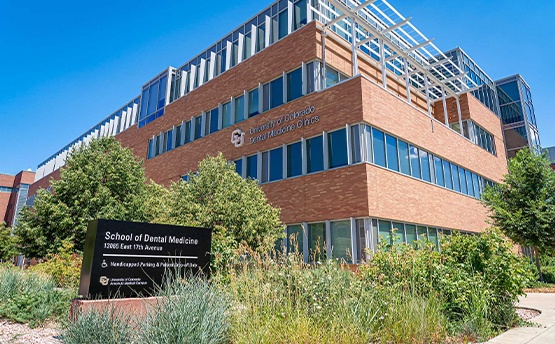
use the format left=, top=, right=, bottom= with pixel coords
left=78, top=219, right=212, bottom=299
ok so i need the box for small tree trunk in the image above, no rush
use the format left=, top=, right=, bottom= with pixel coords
left=534, top=247, right=544, bottom=282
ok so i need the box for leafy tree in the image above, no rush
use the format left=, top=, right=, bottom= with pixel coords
left=15, top=137, right=162, bottom=257
left=0, top=222, right=18, bottom=261
left=161, top=153, right=284, bottom=271
left=482, top=148, right=555, bottom=281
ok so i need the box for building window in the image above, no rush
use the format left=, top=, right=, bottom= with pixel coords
left=328, top=129, right=348, bottom=168
left=372, top=128, right=386, bottom=167
left=392, top=222, right=405, bottom=244
left=184, top=121, right=192, bottom=143
left=356, top=219, right=366, bottom=261
left=147, top=139, right=156, bottom=159
left=420, top=151, right=431, bottom=183
left=385, top=134, right=399, bottom=172
left=246, top=155, right=258, bottom=180
left=443, top=160, right=453, bottom=190
left=287, top=224, right=303, bottom=254
left=287, top=68, right=303, bottom=102
left=248, top=89, right=259, bottom=117
left=293, top=0, right=307, bottom=30
left=194, top=116, right=202, bottom=139
left=378, top=220, right=392, bottom=245
left=308, top=223, right=326, bottom=262
left=434, top=156, right=444, bottom=187
left=459, top=168, right=468, bottom=194
left=222, top=101, right=232, bottom=128
left=405, top=224, right=417, bottom=246
left=208, top=108, right=219, bottom=134
left=269, top=147, right=283, bottom=182
left=330, top=221, right=351, bottom=262
left=175, top=125, right=182, bottom=148
left=452, top=164, right=461, bottom=192
left=466, top=170, right=475, bottom=197
left=263, top=76, right=284, bottom=111
left=256, top=24, right=266, bottom=52
left=235, top=95, right=245, bottom=123
left=287, top=142, right=302, bottom=177
left=307, top=135, right=324, bottom=173
left=278, top=9, right=288, bottom=40
left=165, top=129, right=173, bottom=152
left=351, top=125, right=362, bottom=164
left=398, top=141, right=410, bottom=175
left=409, top=146, right=421, bottom=179
left=235, top=158, right=243, bottom=177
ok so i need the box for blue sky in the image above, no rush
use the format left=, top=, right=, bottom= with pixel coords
left=1, top=0, right=553, bottom=175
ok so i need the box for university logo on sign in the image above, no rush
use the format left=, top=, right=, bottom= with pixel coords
left=231, top=129, right=245, bottom=148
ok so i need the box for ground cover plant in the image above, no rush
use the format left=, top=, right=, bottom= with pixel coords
left=64, top=229, right=529, bottom=343
left=0, top=265, right=75, bottom=327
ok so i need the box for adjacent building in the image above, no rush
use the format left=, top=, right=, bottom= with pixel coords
left=30, top=0, right=518, bottom=261
left=0, top=171, right=35, bottom=227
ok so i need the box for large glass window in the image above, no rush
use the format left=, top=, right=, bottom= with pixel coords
left=247, top=155, right=258, bottom=180
left=293, top=0, right=307, bottom=30
left=385, top=134, right=399, bottom=172
left=287, top=68, right=303, bottom=102
left=268, top=77, right=284, bottom=110
left=287, top=225, right=303, bottom=254
left=472, top=173, right=481, bottom=198
left=356, top=219, right=366, bottom=261
left=405, top=224, right=417, bottom=246
left=434, top=156, right=444, bottom=186
left=278, top=10, right=288, bottom=39
left=330, top=221, right=351, bottom=261
left=209, top=108, right=219, bottom=134
left=328, top=129, right=348, bottom=168
left=398, top=141, right=410, bottom=175
left=372, top=128, right=386, bottom=167
left=409, top=146, right=421, bottom=179
left=184, top=121, right=192, bottom=143
left=308, top=223, right=326, bottom=261
left=261, top=152, right=270, bottom=183
left=174, top=125, right=182, bottom=148
left=459, top=168, right=468, bottom=194
left=222, top=102, right=232, bottom=128
left=165, top=130, right=173, bottom=152
left=257, top=24, right=266, bottom=52
left=269, top=147, right=283, bottom=182
left=244, top=32, right=252, bottom=60
left=417, top=226, right=428, bottom=240
left=235, top=158, right=243, bottom=176
left=378, top=220, right=392, bottom=245
left=248, top=89, right=259, bottom=117
left=351, top=125, right=362, bottom=164
left=235, top=95, right=245, bottom=123
left=147, top=81, right=159, bottom=115
left=428, top=228, right=439, bottom=250
left=452, top=164, right=461, bottom=192
left=287, top=141, right=302, bottom=177
left=307, top=135, right=324, bottom=173
left=147, top=139, right=155, bottom=159
left=443, top=160, right=453, bottom=190
left=392, top=222, right=405, bottom=244
left=466, top=170, right=475, bottom=197
left=420, top=151, right=431, bottom=182
left=194, top=116, right=202, bottom=139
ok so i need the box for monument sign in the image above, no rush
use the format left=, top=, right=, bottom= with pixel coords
left=78, top=219, right=212, bottom=298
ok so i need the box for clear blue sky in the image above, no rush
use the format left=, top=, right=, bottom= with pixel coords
left=1, top=0, right=553, bottom=175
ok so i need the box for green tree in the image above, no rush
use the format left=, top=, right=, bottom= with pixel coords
left=161, top=153, right=284, bottom=271
left=482, top=148, right=555, bottom=281
left=15, top=137, right=162, bottom=257
left=0, top=222, right=18, bottom=261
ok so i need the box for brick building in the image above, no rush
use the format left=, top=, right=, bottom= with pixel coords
left=30, top=0, right=513, bottom=261
left=0, top=171, right=35, bottom=227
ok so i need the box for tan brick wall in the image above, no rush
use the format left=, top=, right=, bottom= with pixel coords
left=366, top=164, right=489, bottom=233
left=361, top=77, right=508, bottom=183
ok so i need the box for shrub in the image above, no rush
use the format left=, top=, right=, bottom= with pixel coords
left=30, top=240, right=82, bottom=288
left=139, top=276, right=230, bottom=344
left=0, top=266, right=75, bottom=327
left=63, top=306, right=135, bottom=344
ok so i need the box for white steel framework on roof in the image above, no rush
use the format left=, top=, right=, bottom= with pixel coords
left=312, top=0, right=478, bottom=132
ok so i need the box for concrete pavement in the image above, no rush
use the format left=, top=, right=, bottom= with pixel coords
left=487, top=293, right=555, bottom=344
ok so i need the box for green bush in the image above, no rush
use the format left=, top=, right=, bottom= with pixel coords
left=0, top=266, right=75, bottom=327
left=30, top=240, right=82, bottom=288
left=359, top=229, right=532, bottom=341
left=543, top=266, right=555, bottom=284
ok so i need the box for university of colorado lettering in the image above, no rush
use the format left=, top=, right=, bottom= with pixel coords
left=247, top=106, right=318, bottom=144
left=78, top=219, right=212, bottom=299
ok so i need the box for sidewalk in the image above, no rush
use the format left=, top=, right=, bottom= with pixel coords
left=487, top=293, right=555, bottom=343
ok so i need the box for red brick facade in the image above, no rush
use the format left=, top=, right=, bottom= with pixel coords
left=30, top=20, right=507, bottom=235
left=0, top=171, right=35, bottom=227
